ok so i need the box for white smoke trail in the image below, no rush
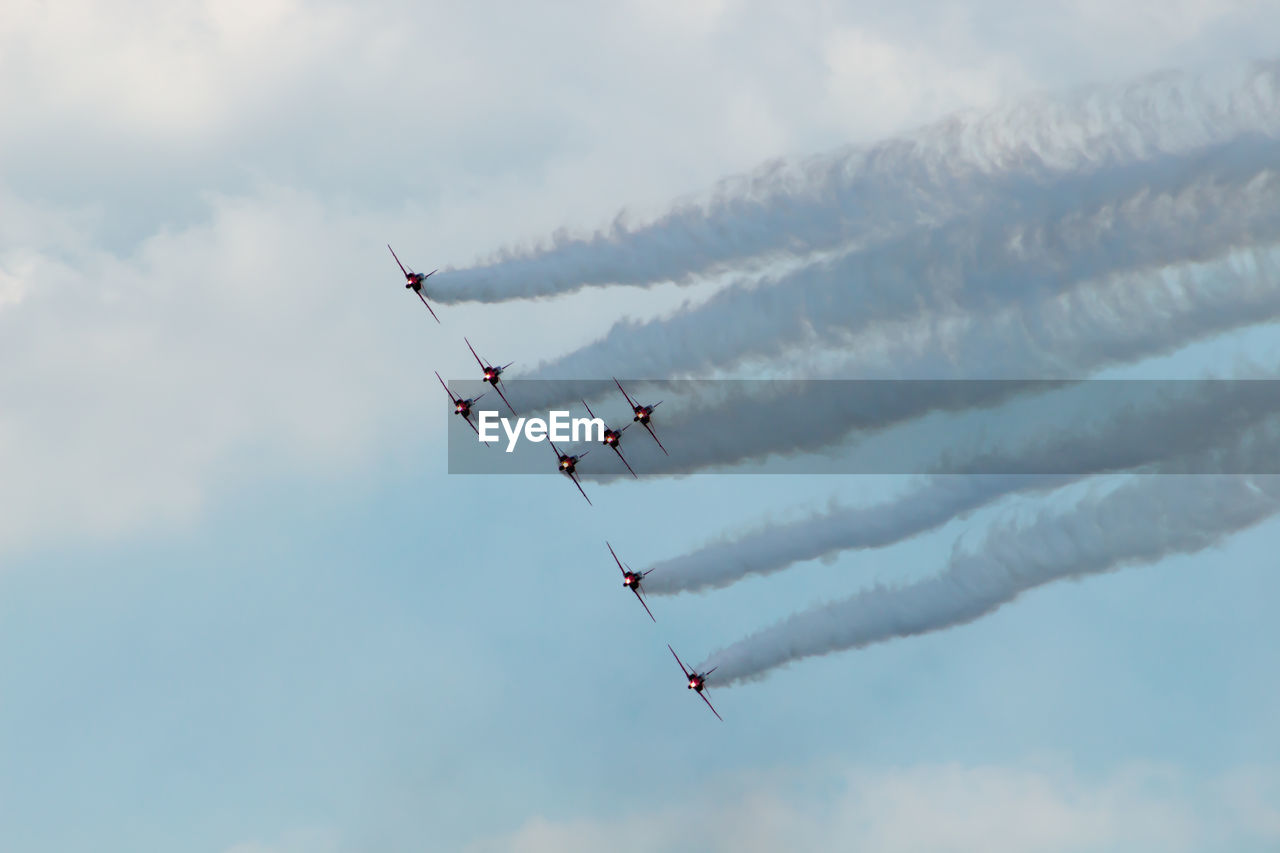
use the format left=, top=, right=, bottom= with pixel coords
left=432, top=60, right=1280, bottom=303
left=701, top=469, right=1280, bottom=684
left=523, top=158, right=1280, bottom=382
left=645, top=380, right=1280, bottom=595
left=551, top=244, right=1280, bottom=478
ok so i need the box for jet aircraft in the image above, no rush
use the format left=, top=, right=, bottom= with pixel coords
left=435, top=371, right=488, bottom=439
left=614, top=378, right=667, bottom=454
left=581, top=400, right=636, bottom=478
left=607, top=542, right=654, bottom=621
left=388, top=244, right=440, bottom=322
left=668, top=645, right=721, bottom=721
left=465, top=337, right=517, bottom=414
left=549, top=440, right=591, bottom=505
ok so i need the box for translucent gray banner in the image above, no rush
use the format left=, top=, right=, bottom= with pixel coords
left=439, top=379, right=1280, bottom=477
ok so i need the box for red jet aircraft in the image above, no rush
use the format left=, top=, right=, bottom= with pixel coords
left=607, top=542, right=654, bottom=621
left=668, top=645, right=722, bottom=721
left=465, top=337, right=517, bottom=414
left=435, top=371, right=489, bottom=441
left=387, top=244, right=440, bottom=322
left=550, top=440, right=591, bottom=505
left=581, top=400, right=636, bottom=478
left=614, top=378, right=667, bottom=455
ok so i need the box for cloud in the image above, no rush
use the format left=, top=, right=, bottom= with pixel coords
left=4, top=6, right=1277, bottom=568
left=0, top=186, right=434, bottom=558
left=466, top=760, right=1280, bottom=853
left=819, top=25, right=1026, bottom=137
left=435, top=58, right=1280, bottom=306
left=0, top=0, right=1035, bottom=252
left=0, top=0, right=356, bottom=138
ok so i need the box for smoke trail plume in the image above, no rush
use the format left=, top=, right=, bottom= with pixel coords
left=433, top=60, right=1280, bottom=304
left=524, top=155, right=1280, bottom=381
left=462, top=247, right=1280, bottom=480
left=702, top=469, right=1280, bottom=684
left=544, top=244, right=1280, bottom=479
left=645, top=380, right=1280, bottom=595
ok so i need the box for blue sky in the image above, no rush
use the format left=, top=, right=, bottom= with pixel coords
left=3, top=2, right=1280, bottom=851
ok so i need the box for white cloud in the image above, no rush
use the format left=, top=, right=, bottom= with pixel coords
left=5, top=0, right=1274, bottom=233
left=0, top=262, right=28, bottom=310
left=0, top=187, right=437, bottom=557
left=3, top=0, right=1278, bottom=560
left=0, top=180, right=734, bottom=560
left=465, top=761, right=1280, bottom=853
left=820, top=26, right=1030, bottom=141
left=1037, top=0, right=1268, bottom=66
left=0, top=0, right=353, bottom=138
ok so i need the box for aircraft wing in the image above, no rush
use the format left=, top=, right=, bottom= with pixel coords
left=632, top=587, right=656, bottom=622
left=462, top=413, right=484, bottom=438
left=607, top=542, right=627, bottom=576
left=388, top=243, right=410, bottom=278
left=416, top=291, right=441, bottom=323
left=567, top=471, right=592, bottom=506
left=614, top=377, right=638, bottom=409
left=465, top=337, right=487, bottom=370
left=698, top=690, right=724, bottom=721
left=613, top=446, right=638, bottom=478
left=642, top=421, right=668, bottom=455
left=435, top=371, right=460, bottom=404
left=494, top=382, right=518, bottom=415
left=581, top=399, right=597, bottom=420
left=668, top=644, right=691, bottom=678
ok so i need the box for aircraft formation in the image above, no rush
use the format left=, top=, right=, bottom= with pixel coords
left=390, top=244, right=721, bottom=721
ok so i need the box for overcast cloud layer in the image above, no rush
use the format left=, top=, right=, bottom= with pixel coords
left=4, top=3, right=1280, bottom=851
left=439, top=59, right=1280, bottom=304
left=466, top=761, right=1280, bottom=853
left=4, top=2, right=1279, bottom=560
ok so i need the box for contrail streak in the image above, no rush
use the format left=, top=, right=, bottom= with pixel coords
left=524, top=153, right=1280, bottom=382
left=432, top=60, right=1280, bottom=304
left=559, top=244, right=1280, bottom=478
left=466, top=246, right=1280, bottom=479
left=701, top=468, right=1280, bottom=684
left=645, top=380, right=1280, bottom=595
